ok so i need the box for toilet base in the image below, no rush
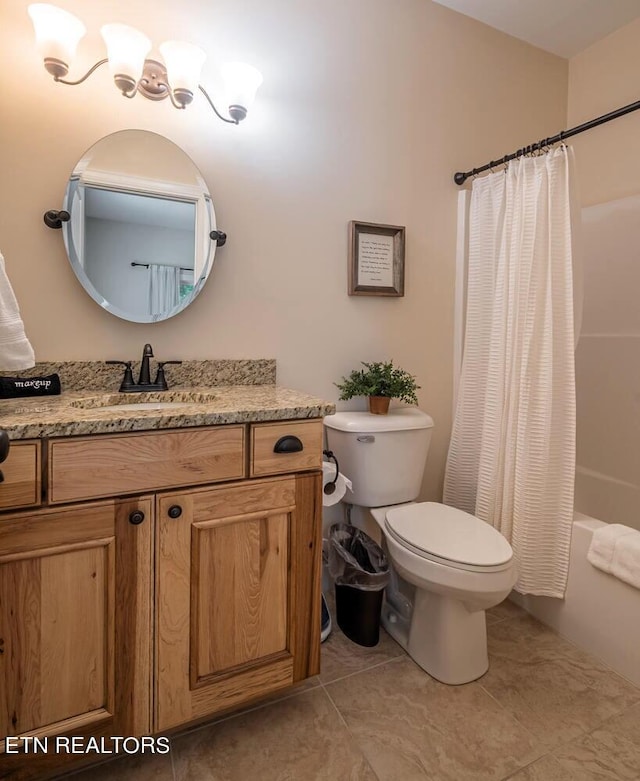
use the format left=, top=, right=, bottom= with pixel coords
left=383, top=588, right=488, bottom=685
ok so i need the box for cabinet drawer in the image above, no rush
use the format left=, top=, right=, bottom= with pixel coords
left=0, top=440, right=41, bottom=511
left=48, top=426, right=245, bottom=504
left=250, top=420, right=322, bottom=477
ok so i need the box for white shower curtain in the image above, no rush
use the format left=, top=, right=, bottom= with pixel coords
left=148, top=264, right=181, bottom=319
left=444, top=146, right=577, bottom=598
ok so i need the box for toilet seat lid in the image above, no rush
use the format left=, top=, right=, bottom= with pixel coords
left=385, top=502, right=513, bottom=568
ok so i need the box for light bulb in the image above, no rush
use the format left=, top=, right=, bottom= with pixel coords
left=100, top=23, right=151, bottom=94
left=220, top=62, right=263, bottom=122
left=159, top=40, right=206, bottom=107
left=28, top=3, right=86, bottom=78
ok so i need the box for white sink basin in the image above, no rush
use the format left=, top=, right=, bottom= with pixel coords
left=70, top=392, right=218, bottom=412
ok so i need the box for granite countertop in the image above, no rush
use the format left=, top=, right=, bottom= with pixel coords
left=0, top=386, right=336, bottom=440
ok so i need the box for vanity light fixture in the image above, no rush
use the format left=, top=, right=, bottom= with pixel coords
left=28, top=3, right=263, bottom=124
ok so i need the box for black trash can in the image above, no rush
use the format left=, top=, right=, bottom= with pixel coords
left=328, top=524, right=389, bottom=647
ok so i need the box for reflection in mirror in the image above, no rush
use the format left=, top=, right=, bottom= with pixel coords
left=62, top=129, right=216, bottom=323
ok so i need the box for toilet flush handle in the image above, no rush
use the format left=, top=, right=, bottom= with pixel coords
left=357, top=435, right=375, bottom=443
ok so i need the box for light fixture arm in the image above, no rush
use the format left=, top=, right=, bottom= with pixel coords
left=53, top=57, right=108, bottom=86
left=158, top=81, right=187, bottom=110
left=46, top=57, right=236, bottom=117
left=198, top=84, right=238, bottom=125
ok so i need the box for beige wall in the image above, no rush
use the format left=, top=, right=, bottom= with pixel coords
left=0, top=0, right=566, bottom=500
left=568, top=18, right=640, bottom=207
left=569, top=20, right=640, bottom=528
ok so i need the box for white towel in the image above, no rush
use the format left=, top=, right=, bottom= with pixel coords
left=0, top=252, right=35, bottom=370
left=613, top=531, right=640, bottom=590
left=587, top=523, right=640, bottom=590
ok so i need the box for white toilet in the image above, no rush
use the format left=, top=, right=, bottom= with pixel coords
left=324, top=408, right=517, bottom=685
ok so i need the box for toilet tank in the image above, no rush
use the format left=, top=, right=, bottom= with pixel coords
left=324, top=408, right=434, bottom=507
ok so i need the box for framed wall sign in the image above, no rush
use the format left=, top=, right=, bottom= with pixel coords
left=348, top=221, right=405, bottom=297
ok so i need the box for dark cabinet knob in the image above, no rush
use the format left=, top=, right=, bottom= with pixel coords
left=129, top=510, right=145, bottom=525
left=273, top=435, right=303, bottom=454
left=168, top=505, right=182, bottom=519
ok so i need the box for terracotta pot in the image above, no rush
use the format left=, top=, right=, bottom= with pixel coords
left=368, top=396, right=390, bottom=415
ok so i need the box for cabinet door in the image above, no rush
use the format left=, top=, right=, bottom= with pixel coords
left=155, top=473, right=321, bottom=731
left=0, top=497, right=152, bottom=775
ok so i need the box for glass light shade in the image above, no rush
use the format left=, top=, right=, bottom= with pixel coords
left=100, top=23, right=151, bottom=85
left=159, top=40, right=206, bottom=94
left=220, top=62, right=263, bottom=110
left=28, top=4, right=86, bottom=67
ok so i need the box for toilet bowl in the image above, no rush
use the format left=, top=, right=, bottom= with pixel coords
left=323, top=409, right=517, bottom=686
left=371, top=502, right=517, bottom=684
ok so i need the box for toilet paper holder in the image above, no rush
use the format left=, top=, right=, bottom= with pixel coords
left=323, top=449, right=340, bottom=495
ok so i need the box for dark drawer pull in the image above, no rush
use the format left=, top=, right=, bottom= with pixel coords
left=273, top=435, right=303, bottom=454
left=0, top=430, right=9, bottom=483
left=129, top=510, right=145, bottom=525
left=168, top=505, right=183, bottom=519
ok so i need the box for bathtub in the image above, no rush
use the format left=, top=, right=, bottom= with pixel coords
left=510, top=513, right=640, bottom=687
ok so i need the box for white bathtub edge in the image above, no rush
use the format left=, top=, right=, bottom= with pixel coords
left=509, top=513, right=640, bottom=687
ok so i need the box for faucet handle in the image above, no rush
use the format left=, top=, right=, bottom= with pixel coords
left=106, top=360, right=136, bottom=392
left=154, top=361, right=182, bottom=390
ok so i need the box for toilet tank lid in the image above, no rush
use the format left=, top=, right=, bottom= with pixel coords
left=323, top=408, right=434, bottom=433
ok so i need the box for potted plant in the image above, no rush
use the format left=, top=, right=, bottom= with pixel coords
left=335, top=360, right=420, bottom=415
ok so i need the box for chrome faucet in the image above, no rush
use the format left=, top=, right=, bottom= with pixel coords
left=106, top=344, right=182, bottom=393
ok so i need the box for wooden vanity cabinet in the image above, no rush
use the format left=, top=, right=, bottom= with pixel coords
left=0, top=496, right=153, bottom=773
left=0, top=419, right=322, bottom=778
left=155, top=472, right=321, bottom=731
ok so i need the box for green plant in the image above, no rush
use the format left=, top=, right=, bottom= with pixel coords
left=335, top=360, right=420, bottom=405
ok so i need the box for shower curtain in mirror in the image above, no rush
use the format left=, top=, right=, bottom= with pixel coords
left=444, top=146, right=577, bottom=598
left=148, top=264, right=181, bottom=319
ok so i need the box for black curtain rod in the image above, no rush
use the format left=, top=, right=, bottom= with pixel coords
left=131, top=261, right=193, bottom=272
left=454, top=97, right=640, bottom=185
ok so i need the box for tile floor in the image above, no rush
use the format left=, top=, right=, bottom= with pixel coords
left=65, top=598, right=640, bottom=781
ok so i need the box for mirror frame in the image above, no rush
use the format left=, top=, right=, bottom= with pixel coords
left=61, top=129, right=217, bottom=323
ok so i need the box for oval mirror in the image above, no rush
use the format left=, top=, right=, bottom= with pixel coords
left=62, top=129, right=216, bottom=323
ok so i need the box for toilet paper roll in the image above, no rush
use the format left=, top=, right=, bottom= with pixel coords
left=322, top=460, right=352, bottom=507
